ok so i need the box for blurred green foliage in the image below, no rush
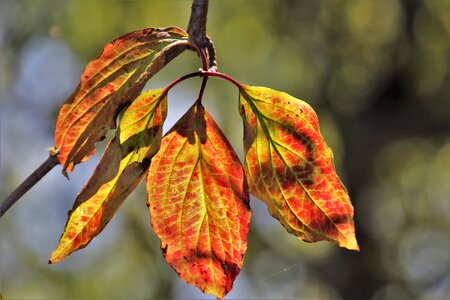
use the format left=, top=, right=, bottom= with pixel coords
left=1, top=0, right=449, bottom=299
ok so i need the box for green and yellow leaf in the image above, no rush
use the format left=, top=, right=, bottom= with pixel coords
left=239, top=85, right=358, bottom=251
left=54, top=27, right=188, bottom=174
left=50, top=90, right=167, bottom=263
left=146, top=102, right=251, bottom=298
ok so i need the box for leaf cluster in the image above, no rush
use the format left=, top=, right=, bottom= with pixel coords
left=50, top=26, right=358, bottom=298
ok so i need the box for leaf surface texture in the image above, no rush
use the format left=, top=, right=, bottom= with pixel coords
left=239, top=85, right=358, bottom=250
left=50, top=90, right=167, bottom=263
left=55, top=27, right=187, bottom=173
left=147, top=102, right=251, bottom=298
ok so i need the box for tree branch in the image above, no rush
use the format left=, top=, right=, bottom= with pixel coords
left=1, top=149, right=59, bottom=217
left=187, top=0, right=217, bottom=71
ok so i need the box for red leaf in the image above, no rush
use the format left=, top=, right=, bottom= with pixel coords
left=240, top=85, right=359, bottom=251
left=54, top=27, right=188, bottom=174
left=49, top=90, right=167, bottom=263
left=146, top=102, right=251, bottom=298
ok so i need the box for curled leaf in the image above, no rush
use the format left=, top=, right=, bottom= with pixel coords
left=146, top=102, right=251, bottom=298
left=239, top=85, right=358, bottom=251
left=55, top=27, right=188, bottom=174
left=50, top=90, right=167, bottom=263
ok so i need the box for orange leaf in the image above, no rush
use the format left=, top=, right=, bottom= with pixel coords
left=54, top=27, right=188, bottom=174
left=50, top=90, right=167, bottom=263
left=146, top=102, right=251, bottom=298
left=239, top=85, right=359, bottom=251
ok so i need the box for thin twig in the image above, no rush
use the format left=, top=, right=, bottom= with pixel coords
left=1, top=150, right=59, bottom=217
left=187, top=0, right=217, bottom=71
left=187, top=0, right=208, bottom=46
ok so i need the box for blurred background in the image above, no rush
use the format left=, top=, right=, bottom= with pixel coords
left=1, top=0, right=449, bottom=299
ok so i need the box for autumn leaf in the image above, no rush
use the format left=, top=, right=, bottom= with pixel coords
left=239, top=85, right=358, bottom=251
left=50, top=90, right=167, bottom=263
left=146, top=102, right=251, bottom=298
left=54, top=27, right=188, bottom=174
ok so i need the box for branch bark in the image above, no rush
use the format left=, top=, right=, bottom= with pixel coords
left=187, top=0, right=217, bottom=71
left=1, top=151, right=59, bottom=217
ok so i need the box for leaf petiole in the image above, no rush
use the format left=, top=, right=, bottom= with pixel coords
left=163, top=71, right=202, bottom=95
left=201, top=70, right=244, bottom=90
left=163, top=70, right=244, bottom=96
left=196, top=76, right=209, bottom=104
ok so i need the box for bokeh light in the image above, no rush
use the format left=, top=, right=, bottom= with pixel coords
left=1, top=1, right=449, bottom=299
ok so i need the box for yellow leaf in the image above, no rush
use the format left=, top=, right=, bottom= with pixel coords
left=240, top=85, right=359, bottom=251
left=50, top=90, right=167, bottom=263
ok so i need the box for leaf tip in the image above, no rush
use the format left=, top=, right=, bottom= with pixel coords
left=62, top=169, right=70, bottom=180
left=339, top=234, right=360, bottom=252
left=48, top=254, right=59, bottom=264
left=49, top=247, right=67, bottom=264
left=48, top=256, right=61, bottom=264
left=48, top=256, right=58, bottom=264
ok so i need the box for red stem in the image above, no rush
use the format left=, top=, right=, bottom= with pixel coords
left=189, top=41, right=208, bottom=71
left=198, top=47, right=209, bottom=71
left=163, top=71, right=201, bottom=94
left=196, top=76, right=209, bottom=104
left=163, top=70, right=244, bottom=96
left=201, top=70, right=244, bottom=89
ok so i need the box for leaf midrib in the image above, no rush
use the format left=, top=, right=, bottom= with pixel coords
left=241, top=92, right=346, bottom=239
